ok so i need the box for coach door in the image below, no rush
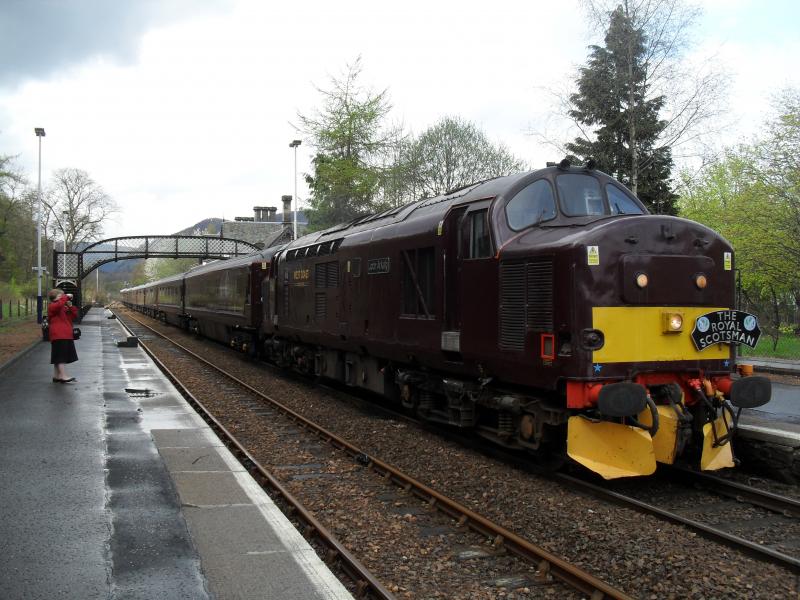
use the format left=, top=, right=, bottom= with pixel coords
left=441, top=206, right=467, bottom=352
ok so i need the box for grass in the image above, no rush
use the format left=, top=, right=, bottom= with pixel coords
left=739, top=334, right=800, bottom=360
left=0, top=298, right=37, bottom=321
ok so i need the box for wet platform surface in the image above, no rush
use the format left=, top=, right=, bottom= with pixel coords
left=739, top=380, right=800, bottom=446
left=0, top=309, right=351, bottom=600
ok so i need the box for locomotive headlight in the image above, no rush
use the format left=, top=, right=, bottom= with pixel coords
left=635, top=272, right=649, bottom=288
left=695, top=274, right=708, bottom=289
left=662, top=311, right=684, bottom=333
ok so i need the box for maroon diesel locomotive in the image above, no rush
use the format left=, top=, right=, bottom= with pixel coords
left=122, top=163, right=771, bottom=479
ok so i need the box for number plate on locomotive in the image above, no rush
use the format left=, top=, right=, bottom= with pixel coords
left=690, top=310, right=762, bottom=351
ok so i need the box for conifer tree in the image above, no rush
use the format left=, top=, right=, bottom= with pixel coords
left=566, top=5, right=678, bottom=214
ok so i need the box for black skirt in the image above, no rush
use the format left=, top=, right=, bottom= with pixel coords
left=51, top=339, right=78, bottom=364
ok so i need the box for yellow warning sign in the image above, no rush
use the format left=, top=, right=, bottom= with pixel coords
left=723, top=252, right=732, bottom=271
left=587, top=245, right=600, bottom=266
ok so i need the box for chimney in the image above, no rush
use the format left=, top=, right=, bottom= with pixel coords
left=281, top=195, right=292, bottom=226
left=253, top=206, right=271, bottom=222
left=266, top=206, right=277, bottom=221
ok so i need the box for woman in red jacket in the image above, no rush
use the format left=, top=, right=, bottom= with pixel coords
left=47, top=288, right=79, bottom=383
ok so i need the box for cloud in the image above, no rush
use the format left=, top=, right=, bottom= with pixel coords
left=0, top=0, right=230, bottom=89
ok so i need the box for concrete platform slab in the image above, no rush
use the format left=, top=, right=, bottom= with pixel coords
left=159, top=446, right=239, bottom=472
left=0, top=309, right=352, bottom=600
left=172, top=471, right=254, bottom=506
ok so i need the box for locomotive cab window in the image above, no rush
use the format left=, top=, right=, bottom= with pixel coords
left=606, top=184, right=645, bottom=215
left=557, top=173, right=605, bottom=216
left=468, top=210, right=492, bottom=258
left=505, top=180, right=557, bottom=230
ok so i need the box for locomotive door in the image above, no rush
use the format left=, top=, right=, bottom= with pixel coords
left=454, top=202, right=496, bottom=354
left=442, top=207, right=467, bottom=345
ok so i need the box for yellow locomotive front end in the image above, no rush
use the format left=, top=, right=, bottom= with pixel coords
left=564, top=218, right=771, bottom=479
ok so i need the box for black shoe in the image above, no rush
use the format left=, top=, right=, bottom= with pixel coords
left=60, top=377, right=76, bottom=383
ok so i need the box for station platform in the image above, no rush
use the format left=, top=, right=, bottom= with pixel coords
left=0, top=309, right=352, bottom=600
left=736, top=357, right=800, bottom=446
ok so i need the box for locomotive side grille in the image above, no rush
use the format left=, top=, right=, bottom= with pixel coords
left=526, top=259, right=553, bottom=331
left=315, top=292, right=327, bottom=320
left=499, top=262, right=526, bottom=350
left=315, top=262, right=327, bottom=287
left=500, top=257, right=554, bottom=350
left=326, top=261, right=340, bottom=288
left=315, top=261, right=340, bottom=288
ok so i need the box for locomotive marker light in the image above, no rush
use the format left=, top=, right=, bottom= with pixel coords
left=694, top=273, right=708, bottom=289
left=635, top=272, right=648, bottom=288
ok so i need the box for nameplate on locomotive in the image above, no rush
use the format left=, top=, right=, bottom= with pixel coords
left=690, top=310, right=762, bottom=351
left=367, top=257, right=391, bottom=275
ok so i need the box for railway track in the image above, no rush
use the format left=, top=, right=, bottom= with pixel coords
left=114, top=308, right=631, bottom=600
left=555, top=467, right=800, bottom=574
left=340, top=388, right=800, bottom=575
left=341, top=395, right=800, bottom=576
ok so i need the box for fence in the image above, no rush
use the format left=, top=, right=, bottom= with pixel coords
left=0, top=297, right=44, bottom=323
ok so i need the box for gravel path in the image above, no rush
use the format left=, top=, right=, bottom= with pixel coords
left=0, top=319, right=41, bottom=365
left=122, top=308, right=800, bottom=599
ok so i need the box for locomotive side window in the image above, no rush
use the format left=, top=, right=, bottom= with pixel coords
left=401, top=247, right=435, bottom=317
left=557, top=174, right=605, bottom=216
left=469, top=210, right=492, bottom=258
left=505, top=180, right=556, bottom=230
left=606, top=184, right=645, bottom=215
left=350, top=257, right=362, bottom=277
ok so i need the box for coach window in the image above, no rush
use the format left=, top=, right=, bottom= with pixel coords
left=505, top=180, right=557, bottom=230
left=469, top=210, right=492, bottom=258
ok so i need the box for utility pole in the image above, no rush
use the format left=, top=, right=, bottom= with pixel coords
left=34, top=127, right=46, bottom=323
left=289, top=139, right=302, bottom=240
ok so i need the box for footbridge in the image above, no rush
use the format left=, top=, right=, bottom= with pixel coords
left=52, top=235, right=262, bottom=312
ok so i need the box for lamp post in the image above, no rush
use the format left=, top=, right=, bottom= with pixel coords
left=61, top=210, right=69, bottom=252
left=289, top=139, right=301, bottom=240
left=34, top=127, right=45, bottom=323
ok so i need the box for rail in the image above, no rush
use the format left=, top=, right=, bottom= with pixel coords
left=116, top=308, right=633, bottom=600
left=114, top=311, right=393, bottom=599
left=553, top=472, right=800, bottom=574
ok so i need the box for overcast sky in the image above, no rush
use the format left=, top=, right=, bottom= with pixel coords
left=1, top=0, right=798, bottom=239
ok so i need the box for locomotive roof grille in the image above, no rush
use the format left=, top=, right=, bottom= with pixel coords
left=286, top=238, right=343, bottom=261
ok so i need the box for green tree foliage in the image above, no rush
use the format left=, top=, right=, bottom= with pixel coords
left=386, top=117, right=526, bottom=204
left=679, top=89, right=800, bottom=347
left=567, top=5, right=677, bottom=213
left=299, top=58, right=400, bottom=230
left=0, top=154, right=37, bottom=291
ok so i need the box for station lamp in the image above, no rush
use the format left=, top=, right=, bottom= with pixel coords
left=289, top=139, right=302, bottom=240
left=34, top=127, right=46, bottom=323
